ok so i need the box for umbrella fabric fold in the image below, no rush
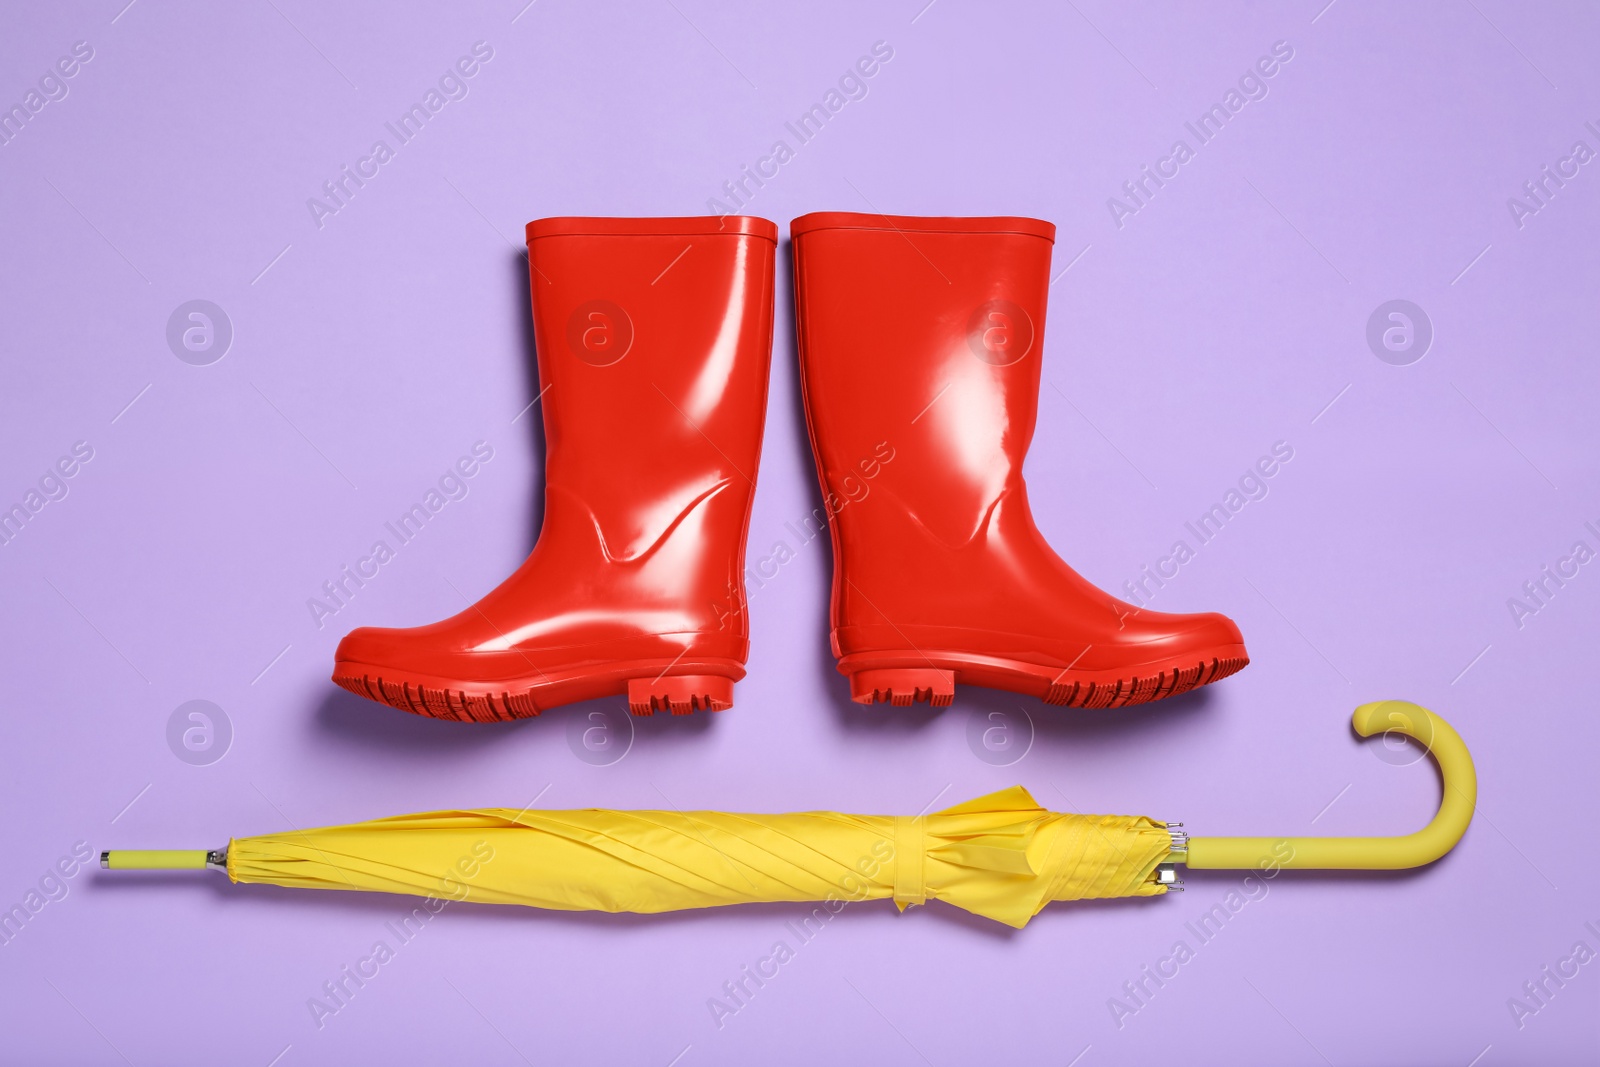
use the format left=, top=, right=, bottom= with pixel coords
left=227, top=787, right=1172, bottom=928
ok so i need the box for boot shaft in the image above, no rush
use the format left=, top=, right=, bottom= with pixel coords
left=792, top=213, right=1057, bottom=627
left=525, top=217, right=776, bottom=628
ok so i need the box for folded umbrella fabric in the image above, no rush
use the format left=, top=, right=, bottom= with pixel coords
left=227, top=787, right=1172, bottom=929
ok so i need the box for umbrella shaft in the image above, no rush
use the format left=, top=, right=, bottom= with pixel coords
left=101, top=849, right=226, bottom=871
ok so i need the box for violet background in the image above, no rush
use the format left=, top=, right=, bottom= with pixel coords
left=2, top=1, right=1597, bottom=1064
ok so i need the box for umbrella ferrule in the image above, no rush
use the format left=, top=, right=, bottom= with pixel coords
left=206, top=848, right=228, bottom=873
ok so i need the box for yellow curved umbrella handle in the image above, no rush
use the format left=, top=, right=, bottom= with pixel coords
left=1183, top=700, right=1476, bottom=870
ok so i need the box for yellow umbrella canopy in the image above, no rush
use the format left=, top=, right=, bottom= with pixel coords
left=104, top=702, right=1475, bottom=928
left=226, top=786, right=1170, bottom=929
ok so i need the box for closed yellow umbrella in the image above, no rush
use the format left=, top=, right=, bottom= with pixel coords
left=104, top=701, right=1475, bottom=928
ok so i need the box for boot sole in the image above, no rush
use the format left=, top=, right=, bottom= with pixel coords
left=840, top=647, right=1249, bottom=709
left=331, top=658, right=743, bottom=723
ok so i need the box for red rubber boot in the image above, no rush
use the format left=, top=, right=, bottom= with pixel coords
left=334, top=216, right=777, bottom=720
left=792, top=212, right=1247, bottom=709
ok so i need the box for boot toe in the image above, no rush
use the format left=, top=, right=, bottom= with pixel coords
left=334, top=625, right=429, bottom=672
left=331, top=623, right=480, bottom=715
left=1118, top=608, right=1247, bottom=662
left=1179, top=610, right=1246, bottom=653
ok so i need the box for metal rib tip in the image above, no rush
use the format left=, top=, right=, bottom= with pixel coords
left=1155, top=862, right=1184, bottom=890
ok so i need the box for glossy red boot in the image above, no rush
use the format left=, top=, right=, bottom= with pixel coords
left=334, top=216, right=777, bottom=720
left=791, top=212, right=1247, bottom=709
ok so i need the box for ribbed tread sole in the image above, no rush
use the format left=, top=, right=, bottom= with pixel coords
left=332, top=671, right=734, bottom=723
left=332, top=673, right=534, bottom=723
left=1043, top=656, right=1247, bottom=708
left=858, top=684, right=954, bottom=706
left=626, top=692, right=732, bottom=716
left=849, top=655, right=1247, bottom=710
left=626, top=674, right=735, bottom=717
left=850, top=668, right=955, bottom=706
